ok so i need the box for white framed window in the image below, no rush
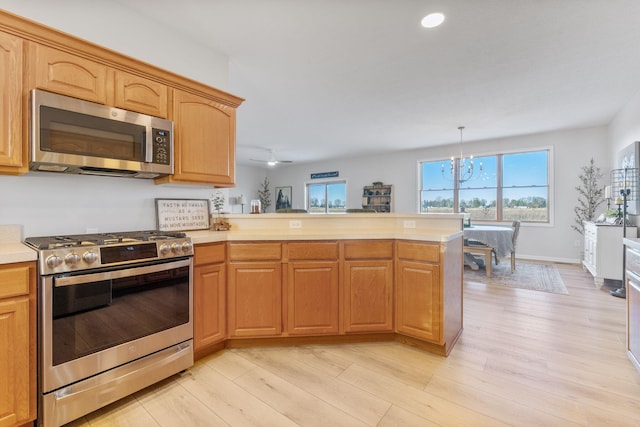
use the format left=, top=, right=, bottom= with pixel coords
left=420, top=149, right=550, bottom=223
left=306, top=180, right=347, bottom=214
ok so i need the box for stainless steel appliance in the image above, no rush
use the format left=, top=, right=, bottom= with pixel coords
left=25, top=230, right=194, bottom=427
left=30, top=89, right=173, bottom=178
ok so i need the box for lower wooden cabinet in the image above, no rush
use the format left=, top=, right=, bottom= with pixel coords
left=0, top=262, right=36, bottom=427
left=395, top=241, right=443, bottom=343
left=343, top=260, right=393, bottom=333
left=395, top=259, right=441, bottom=342
left=286, top=261, right=339, bottom=335
left=193, top=237, right=462, bottom=358
left=228, top=262, right=282, bottom=337
left=193, top=243, right=226, bottom=353
left=342, top=240, right=394, bottom=333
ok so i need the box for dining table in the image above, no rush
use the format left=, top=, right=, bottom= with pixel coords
left=464, top=224, right=515, bottom=264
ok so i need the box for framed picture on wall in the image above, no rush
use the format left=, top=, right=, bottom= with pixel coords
left=275, top=186, right=292, bottom=210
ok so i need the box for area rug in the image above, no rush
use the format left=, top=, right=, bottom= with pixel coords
left=464, top=261, right=568, bottom=294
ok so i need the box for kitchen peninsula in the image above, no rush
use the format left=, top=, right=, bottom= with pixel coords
left=187, top=213, right=464, bottom=359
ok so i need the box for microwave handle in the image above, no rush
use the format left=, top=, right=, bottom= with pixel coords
left=145, top=128, right=153, bottom=163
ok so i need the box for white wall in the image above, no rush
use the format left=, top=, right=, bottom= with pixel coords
left=249, top=126, right=610, bottom=263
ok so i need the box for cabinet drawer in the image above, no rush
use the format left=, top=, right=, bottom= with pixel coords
left=627, top=247, right=640, bottom=275
left=228, top=242, right=282, bottom=261
left=396, top=241, right=439, bottom=263
left=286, top=242, right=338, bottom=260
left=0, top=265, right=30, bottom=298
left=194, top=243, right=225, bottom=265
left=344, top=240, right=393, bottom=260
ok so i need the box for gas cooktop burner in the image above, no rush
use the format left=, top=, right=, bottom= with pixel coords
left=25, top=230, right=187, bottom=250
left=25, top=230, right=193, bottom=275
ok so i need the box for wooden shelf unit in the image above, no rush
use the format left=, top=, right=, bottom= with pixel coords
left=362, top=183, right=393, bottom=213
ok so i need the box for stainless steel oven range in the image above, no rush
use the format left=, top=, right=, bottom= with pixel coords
left=24, top=230, right=194, bottom=427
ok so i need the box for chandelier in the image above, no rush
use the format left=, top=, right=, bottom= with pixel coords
left=442, top=126, right=482, bottom=184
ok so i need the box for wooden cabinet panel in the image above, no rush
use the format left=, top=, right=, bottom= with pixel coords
left=344, top=260, right=393, bottom=333
left=0, top=31, right=24, bottom=173
left=194, top=242, right=226, bottom=266
left=0, top=261, right=36, bottom=426
left=228, top=262, right=282, bottom=337
left=0, top=297, right=30, bottom=427
left=114, top=70, right=168, bottom=118
left=395, top=259, right=441, bottom=342
left=343, top=240, right=393, bottom=260
left=167, top=90, right=236, bottom=186
left=285, top=241, right=338, bottom=260
left=0, top=265, right=30, bottom=298
left=194, top=263, right=226, bottom=350
left=397, top=241, right=439, bottom=263
left=28, top=42, right=108, bottom=103
left=287, top=261, right=339, bottom=335
left=228, top=242, right=281, bottom=261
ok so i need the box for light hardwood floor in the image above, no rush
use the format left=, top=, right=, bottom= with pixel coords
left=67, top=262, right=640, bottom=426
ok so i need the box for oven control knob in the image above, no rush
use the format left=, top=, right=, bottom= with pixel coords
left=181, top=241, right=193, bottom=253
left=83, top=251, right=98, bottom=264
left=65, top=252, right=81, bottom=266
left=46, top=254, right=63, bottom=269
left=171, top=243, right=181, bottom=253
left=159, top=243, right=171, bottom=255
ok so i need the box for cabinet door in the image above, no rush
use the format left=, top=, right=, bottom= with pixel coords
left=228, top=262, right=282, bottom=337
left=114, top=70, right=168, bottom=118
left=170, top=90, right=236, bottom=186
left=0, top=296, right=30, bottom=426
left=29, top=43, right=108, bottom=103
left=395, top=260, right=441, bottom=342
left=344, top=260, right=393, bottom=333
left=0, top=32, right=24, bottom=173
left=194, top=263, right=226, bottom=351
left=287, top=261, right=339, bottom=335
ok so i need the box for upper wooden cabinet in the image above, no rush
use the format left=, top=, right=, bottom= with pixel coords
left=0, top=31, right=25, bottom=174
left=28, top=43, right=108, bottom=104
left=114, top=70, right=168, bottom=118
left=27, top=43, right=169, bottom=118
left=163, top=90, right=236, bottom=186
left=0, top=10, right=244, bottom=179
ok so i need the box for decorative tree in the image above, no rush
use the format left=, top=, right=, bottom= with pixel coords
left=258, top=176, right=271, bottom=213
left=572, top=158, right=605, bottom=235
left=211, top=191, right=225, bottom=217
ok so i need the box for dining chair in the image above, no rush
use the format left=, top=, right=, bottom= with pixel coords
left=464, top=239, right=498, bottom=277
left=510, top=220, right=521, bottom=272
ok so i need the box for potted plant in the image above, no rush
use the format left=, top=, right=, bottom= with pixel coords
left=258, top=177, right=271, bottom=213
left=572, top=158, right=605, bottom=235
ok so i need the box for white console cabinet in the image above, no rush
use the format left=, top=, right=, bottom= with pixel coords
left=583, top=221, right=637, bottom=287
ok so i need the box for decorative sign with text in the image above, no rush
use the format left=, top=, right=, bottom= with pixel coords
left=310, top=171, right=339, bottom=179
left=156, top=199, right=210, bottom=231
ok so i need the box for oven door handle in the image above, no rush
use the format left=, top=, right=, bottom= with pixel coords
left=53, top=258, right=191, bottom=287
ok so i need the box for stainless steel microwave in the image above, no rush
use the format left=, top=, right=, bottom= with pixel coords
left=30, top=89, right=173, bottom=179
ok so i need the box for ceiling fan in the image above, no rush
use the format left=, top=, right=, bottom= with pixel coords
left=250, top=149, right=293, bottom=167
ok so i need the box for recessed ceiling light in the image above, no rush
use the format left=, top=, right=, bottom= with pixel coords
left=421, top=12, right=445, bottom=28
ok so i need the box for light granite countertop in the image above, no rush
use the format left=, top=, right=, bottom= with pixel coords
left=0, top=225, right=37, bottom=264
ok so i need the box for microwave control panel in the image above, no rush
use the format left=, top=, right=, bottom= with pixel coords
left=152, top=129, right=171, bottom=165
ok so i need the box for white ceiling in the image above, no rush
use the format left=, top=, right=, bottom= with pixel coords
left=117, top=0, right=640, bottom=166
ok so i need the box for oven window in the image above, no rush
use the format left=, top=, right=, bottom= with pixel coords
left=40, top=106, right=145, bottom=161
left=51, top=265, right=189, bottom=366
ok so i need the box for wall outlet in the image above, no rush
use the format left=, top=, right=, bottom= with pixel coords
left=403, top=220, right=416, bottom=229
left=289, top=220, right=302, bottom=229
